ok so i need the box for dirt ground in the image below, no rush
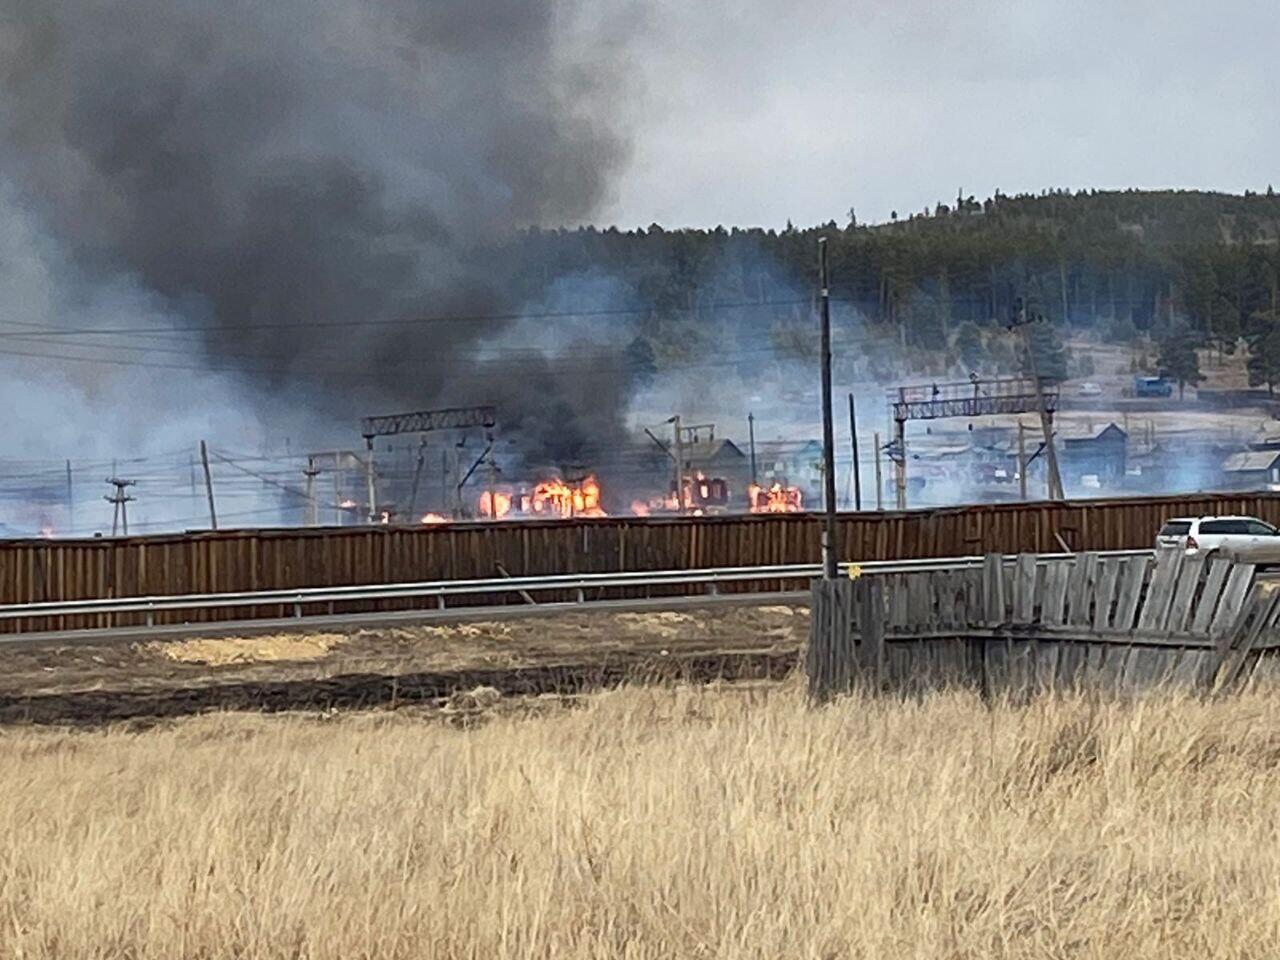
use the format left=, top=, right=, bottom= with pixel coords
left=0, top=604, right=807, bottom=726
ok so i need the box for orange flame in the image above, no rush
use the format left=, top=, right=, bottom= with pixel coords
left=478, top=490, right=513, bottom=519
left=748, top=482, right=803, bottom=513
left=477, top=476, right=606, bottom=519
left=420, top=513, right=449, bottom=525
left=526, top=476, right=605, bottom=517
left=630, top=500, right=651, bottom=517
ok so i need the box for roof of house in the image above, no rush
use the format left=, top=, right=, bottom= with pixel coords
left=753, top=440, right=822, bottom=458
left=1222, top=450, right=1280, bottom=473
left=1060, top=422, right=1128, bottom=443
left=683, top=438, right=747, bottom=466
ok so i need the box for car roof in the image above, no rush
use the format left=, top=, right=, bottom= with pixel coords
left=1162, top=516, right=1269, bottom=523
left=1183, top=515, right=1269, bottom=523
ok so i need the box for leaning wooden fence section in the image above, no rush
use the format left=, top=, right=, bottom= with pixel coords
left=808, top=551, right=1280, bottom=699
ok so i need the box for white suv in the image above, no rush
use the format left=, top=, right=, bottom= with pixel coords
left=1156, top=515, right=1280, bottom=561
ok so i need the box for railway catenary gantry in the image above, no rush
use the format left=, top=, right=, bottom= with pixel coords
left=359, top=405, right=498, bottom=522
left=885, top=376, right=1061, bottom=511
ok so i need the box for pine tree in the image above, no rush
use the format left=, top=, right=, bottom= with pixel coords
left=1023, top=320, right=1069, bottom=384
left=1156, top=328, right=1204, bottom=399
left=1248, top=328, right=1280, bottom=396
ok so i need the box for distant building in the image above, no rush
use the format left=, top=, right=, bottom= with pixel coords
left=681, top=438, right=751, bottom=494
left=1221, top=450, right=1280, bottom=491
left=1060, top=423, right=1128, bottom=485
left=752, top=440, right=824, bottom=501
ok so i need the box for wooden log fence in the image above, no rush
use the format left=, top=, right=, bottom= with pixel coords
left=808, top=550, right=1280, bottom=699
left=2, top=490, right=1280, bottom=631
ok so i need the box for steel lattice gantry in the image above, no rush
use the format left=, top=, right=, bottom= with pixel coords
left=885, top=377, right=1061, bottom=509
left=359, top=405, right=498, bottom=522
left=360, top=406, right=496, bottom=440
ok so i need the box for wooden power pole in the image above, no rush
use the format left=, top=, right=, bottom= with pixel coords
left=303, top=456, right=321, bottom=526
left=817, top=238, right=839, bottom=578
left=848, top=393, right=862, bottom=511
left=200, top=440, right=218, bottom=530
left=671, top=414, right=687, bottom=513
left=873, top=431, right=884, bottom=511
left=1010, top=300, right=1064, bottom=500
left=1017, top=421, right=1028, bottom=500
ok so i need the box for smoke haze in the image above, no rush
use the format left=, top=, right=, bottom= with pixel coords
left=0, top=0, right=640, bottom=473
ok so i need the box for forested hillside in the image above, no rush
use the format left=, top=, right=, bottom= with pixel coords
left=499, top=189, right=1280, bottom=389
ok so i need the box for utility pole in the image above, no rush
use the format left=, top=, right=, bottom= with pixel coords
left=1017, top=421, right=1028, bottom=500
left=485, top=427, right=498, bottom=521
left=303, top=456, right=321, bottom=526
left=364, top=437, right=378, bottom=523
left=104, top=477, right=135, bottom=537
left=747, top=412, right=758, bottom=485
left=200, top=440, right=218, bottom=530
left=873, top=431, right=884, bottom=511
left=893, top=413, right=907, bottom=510
left=407, top=438, right=427, bottom=521
left=65, top=459, right=73, bottom=534
left=670, top=414, right=687, bottom=513
left=818, top=237, right=839, bottom=579
left=848, top=393, right=862, bottom=511
left=1009, top=299, right=1064, bottom=500
left=441, top=448, right=450, bottom=518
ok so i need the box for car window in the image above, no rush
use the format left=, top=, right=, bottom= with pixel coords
left=1199, top=519, right=1249, bottom=535
left=1245, top=520, right=1278, bottom=536
left=1158, top=521, right=1191, bottom=537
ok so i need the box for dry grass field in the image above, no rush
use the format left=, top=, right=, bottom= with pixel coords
left=4, top=681, right=1280, bottom=958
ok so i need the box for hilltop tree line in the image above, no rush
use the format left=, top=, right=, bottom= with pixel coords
left=494, top=189, right=1280, bottom=392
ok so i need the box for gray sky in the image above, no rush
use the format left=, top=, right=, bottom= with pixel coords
left=604, top=0, right=1278, bottom=228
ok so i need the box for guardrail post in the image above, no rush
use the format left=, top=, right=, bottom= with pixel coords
left=293, top=595, right=302, bottom=619
left=436, top=594, right=446, bottom=610
left=145, top=603, right=154, bottom=628
left=576, top=588, right=586, bottom=603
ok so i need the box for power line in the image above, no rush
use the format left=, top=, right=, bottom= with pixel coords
left=0, top=296, right=817, bottom=342
left=0, top=338, right=867, bottom=378
left=207, top=448, right=343, bottom=512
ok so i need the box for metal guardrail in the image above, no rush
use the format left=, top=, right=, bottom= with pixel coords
left=0, top=550, right=1154, bottom=625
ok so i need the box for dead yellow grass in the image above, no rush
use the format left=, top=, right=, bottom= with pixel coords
left=3, top=683, right=1280, bottom=957
left=144, top=631, right=347, bottom=665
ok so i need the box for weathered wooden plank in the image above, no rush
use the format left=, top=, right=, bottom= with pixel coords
left=1055, top=641, right=1085, bottom=692
left=1113, top=555, right=1150, bottom=632
left=1091, top=558, right=1120, bottom=632
left=1067, top=552, right=1100, bottom=627
left=1209, top=564, right=1257, bottom=645
left=1006, top=639, right=1037, bottom=701
left=1034, top=625, right=1215, bottom=649
left=983, top=638, right=1011, bottom=700
left=861, top=578, right=886, bottom=690
left=1215, top=588, right=1278, bottom=693
left=983, top=554, right=1006, bottom=625
left=1165, top=554, right=1205, bottom=635
left=889, top=574, right=911, bottom=631
left=1042, top=560, right=1071, bottom=626
left=1137, top=550, right=1182, bottom=633
left=906, top=573, right=930, bottom=632
left=807, top=580, right=832, bottom=699
left=1034, top=639, right=1061, bottom=694
left=1190, top=558, right=1233, bottom=635
left=935, top=572, right=957, bottom=629
left=1168, top=647, right=1214, bottom=691
left=1083, top=643, right=1116, bottom=692
left=1013, top=554, right=1038, bottom=624
left=1121, top=646, right=1178, bottom=692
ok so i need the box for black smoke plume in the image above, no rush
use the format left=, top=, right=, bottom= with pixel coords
left=0, top=0, right=637, bottom=468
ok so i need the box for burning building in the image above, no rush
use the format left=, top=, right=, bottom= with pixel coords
left=478, top=475, right=605, bottom=520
